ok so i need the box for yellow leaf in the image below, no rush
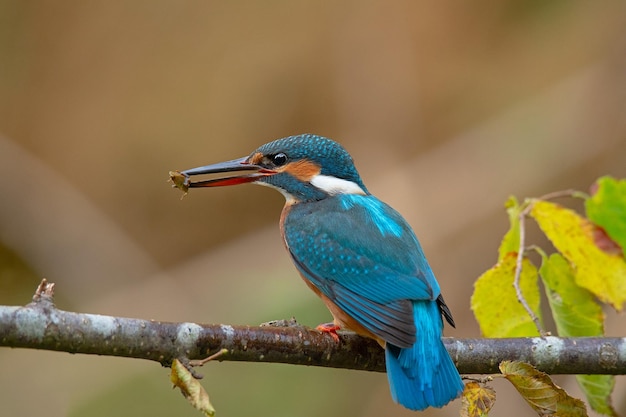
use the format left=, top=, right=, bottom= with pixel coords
left=461, top=381, right=496, bottom=417
left=500, top=361, right=587, bottom=416
left=471, top=253, right=541, bottom=337
left=530, top=200, right=626, bottom=311
left=171, top=359, right=215, bottom=416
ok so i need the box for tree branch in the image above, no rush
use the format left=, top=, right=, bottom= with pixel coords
left=1, top=280, right=625, bottom=375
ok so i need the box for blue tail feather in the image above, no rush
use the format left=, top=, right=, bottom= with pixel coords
left=385, top=300, right=464, bottom=410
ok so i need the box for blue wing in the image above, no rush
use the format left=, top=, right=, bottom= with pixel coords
left=283, top=194, right=442, bottom=347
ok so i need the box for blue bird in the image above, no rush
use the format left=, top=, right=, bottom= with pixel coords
left=175, top=134, right=464, bottom=410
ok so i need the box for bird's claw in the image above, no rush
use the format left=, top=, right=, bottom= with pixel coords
left=315, top=322, right=341, bottom=342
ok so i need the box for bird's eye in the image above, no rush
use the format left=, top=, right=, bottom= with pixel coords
left=271, top=153, right=288, bottom=166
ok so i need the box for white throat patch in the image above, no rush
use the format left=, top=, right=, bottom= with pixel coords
left=310, top=174, right=367, bottom=196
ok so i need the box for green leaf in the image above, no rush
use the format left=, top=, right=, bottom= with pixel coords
left=500, top=361, right=587, bottom=416
left=171, top=359, right=215, bottom=416
left=460, top=381, right=496, bottom=417
left=539, top=253, right=616, bottom=415
left=530, top=200, right=626, bottom=311
left=585, top=176, right=626, bottom=256
left=539, top=253, right=604, bottom=337
left=471, top=253, right=541, bottom=337
left=498, top=196, right=522, bottom=261
left=576, top=375, right=617, bottom=416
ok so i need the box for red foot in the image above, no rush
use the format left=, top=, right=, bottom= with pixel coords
left=316, top=322, right=341, bottom=342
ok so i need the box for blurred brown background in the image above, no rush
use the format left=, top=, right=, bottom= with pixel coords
left=0, top=2, right=625, bottom=416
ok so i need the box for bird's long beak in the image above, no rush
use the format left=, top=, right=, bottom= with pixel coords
left=170, top=156, right=276, bottom=191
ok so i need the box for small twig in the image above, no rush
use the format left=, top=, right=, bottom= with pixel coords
left=32, top=278, right=55, bottom=303
left=535, top=189, right=579, bottom=201
left=462, top=375, right=494, bottom=384
left=189, top=348, right=229, bottom=368
left=513, top=189, right=584, bottom=336
left=260, top=317, right=300, bottom=327
left=513, top=201, right=545, bottom=335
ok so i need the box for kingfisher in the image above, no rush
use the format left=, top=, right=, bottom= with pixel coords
left=172, top=134, right=464, bottom=410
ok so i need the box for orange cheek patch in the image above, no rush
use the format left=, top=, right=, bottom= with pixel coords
left=283, top=159, right=321, bottom=181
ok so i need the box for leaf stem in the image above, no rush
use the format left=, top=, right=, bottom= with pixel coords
left=514, top=200, right=545, bottom=335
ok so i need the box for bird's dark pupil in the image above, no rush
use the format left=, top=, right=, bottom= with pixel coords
left=272, top=153, right=287, bottom=166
